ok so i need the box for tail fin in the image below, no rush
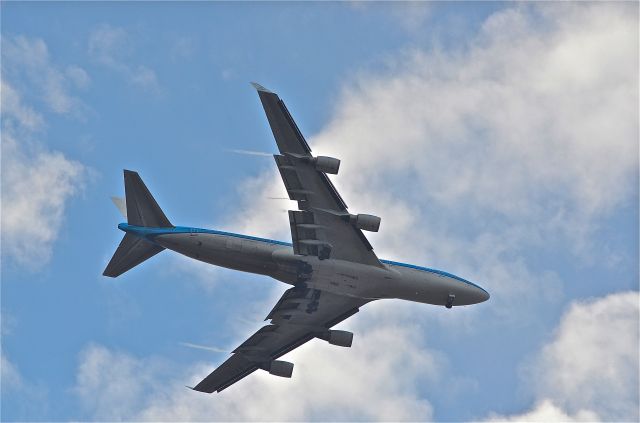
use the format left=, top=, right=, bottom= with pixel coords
left=123, top=169, right=172, bottom=228
left=103, top=170, right=172, bottom=278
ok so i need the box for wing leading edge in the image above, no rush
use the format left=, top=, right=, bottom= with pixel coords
left=193, top=286, right=367, bottom=393
left=252, top=83, right=383, bottom=267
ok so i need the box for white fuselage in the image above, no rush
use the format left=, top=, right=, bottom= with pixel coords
left=139, top=226, right=489, bottom=308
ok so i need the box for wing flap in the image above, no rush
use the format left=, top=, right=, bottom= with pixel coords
left=274, top=152, right=379, bottom=265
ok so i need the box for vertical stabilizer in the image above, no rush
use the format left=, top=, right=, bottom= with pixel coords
left=124, top=170, right=172, bottom=228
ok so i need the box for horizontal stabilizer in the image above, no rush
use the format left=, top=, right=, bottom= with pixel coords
left=103, top=233, right=164, bottom=278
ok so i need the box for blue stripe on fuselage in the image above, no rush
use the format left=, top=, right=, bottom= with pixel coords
left=118, top=223, right=487, bottom=293
left=379, top=260, right=487, bottom=293
left=118, top=223, right=292, bottom=246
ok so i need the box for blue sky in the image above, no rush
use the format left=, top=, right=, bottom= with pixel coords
left=1, top=2, right=638, bottom=422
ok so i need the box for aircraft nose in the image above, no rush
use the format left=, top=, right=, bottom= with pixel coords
left=447, top=281, right=490, bottom=307
left=462, top=282, right=490, bottom=305
left=476, top=286, right=490, bottom=303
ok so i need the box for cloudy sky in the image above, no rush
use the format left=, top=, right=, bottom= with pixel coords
left=1, top=2, right=638, bottom=421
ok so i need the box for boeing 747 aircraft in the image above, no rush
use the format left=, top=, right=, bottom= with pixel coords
left=103, top=83, right=490, bottom=393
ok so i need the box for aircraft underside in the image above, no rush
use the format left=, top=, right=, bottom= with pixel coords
left=103, top=83, right=489, bottom=393
left=139, top=227, right=489, bottom=307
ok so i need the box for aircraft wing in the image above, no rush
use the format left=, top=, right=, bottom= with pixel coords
left=252, top=83, right=383, bottom=267
left=193, top=285, right=368, bottom=393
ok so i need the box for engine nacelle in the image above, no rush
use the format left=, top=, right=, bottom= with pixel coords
left=268, top=360, right=294, bottom=378
left=318, top=330, right=353, bottom=348
left=313, top=156, right=340, bottom=174
left=349, top=214, right=381, bottom=232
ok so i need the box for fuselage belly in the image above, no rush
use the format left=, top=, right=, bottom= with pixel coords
left=142, top=227, right=488, bottom=307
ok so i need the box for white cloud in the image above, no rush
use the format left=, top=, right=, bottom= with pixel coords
left=1, top=36, right=89, bottom=268
left=531, top=291, right=639, bottom=421
left=351, top=1, right=432, bottom=33
left=74, top=344, right=169, bottom=420
left=391, top=2, right=432, bottom=33
left=195, top=4, right=637, bottom=419
left=1, top=133, right=85, bottom=267
left=1, top=352, right=49, bottom=418
left=169, top=36, right=196, bottom=62
left=0, top=79, right=45, bottom=132
left=486, top=399, right=600, bottom=422
left=88, top=24, right=159, bottom=91
left=311, top=2, right=637, bottom=251
left=65, top=65, right=91, bottom=90
left=1, top=36, right=89, bottom=116
left=1, top=73, right=86, bottom=267
left=225, top=170, right=292, bottom=239
left=1, top=354, right=24, bottom=390
left=228, top=2, right=637, bottom=318
left=167, top=253, right=227, bottom=292
left=488, top=291, right=639, bottom=422
left=72, top=3, right=637, bottom=421
left=74, top=314, right=441, bottom=421
left=75, top=292, right=639, bottom=421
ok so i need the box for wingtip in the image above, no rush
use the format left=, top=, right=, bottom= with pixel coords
left=250, top=82, right=272, bottom=93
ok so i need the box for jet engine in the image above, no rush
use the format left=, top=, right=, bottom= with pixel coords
left=318, top=330, right=353, bottom=347
left=313, top=156, right=340, bottom=174
left=348, top=214, right=381, bottom=232
left=267, top=360, right=294, bottom=378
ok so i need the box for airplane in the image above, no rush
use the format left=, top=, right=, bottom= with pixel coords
left=103, top=83, right=490, bottom=393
